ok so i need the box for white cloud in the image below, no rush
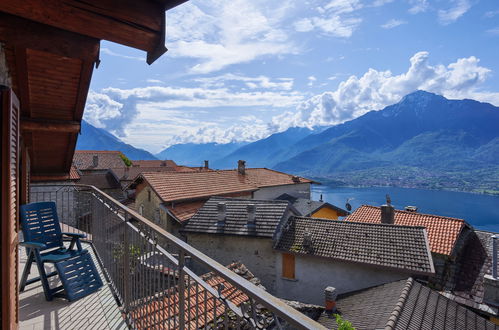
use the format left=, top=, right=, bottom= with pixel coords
left=381, top=19, right=407, bottom=29
left=408, top=0, right=429, bottom=14
left=486, top=27, right=499, bottom=35
left=307, top=76, right=317, bottom=87
left=484, top=10, right=499, bottom=18
left=146, top=79, right=164, bottom=84
left=100, top=48, right=144, bottom=61
left=293, top=0, right=363, bottom=38
left=270, top=51, right=498, bottom=131
left=193, top=74, right=294, bottom=90
left=165, top=1, right=295, bottom=74
left=438, top=0, right=472, bottom=25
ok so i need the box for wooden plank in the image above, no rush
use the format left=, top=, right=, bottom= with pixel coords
left=282, top=253, right=295, bottom=279
left=0, top=12, right=99, bottom=62
left=13, top=47, right=30, bottom=117
left=21, top=118, right=80, bottom=134
left=0, top=0, right=169, bottom=63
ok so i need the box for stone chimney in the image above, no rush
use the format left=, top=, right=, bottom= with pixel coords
left=204, top=160, right=209, bottom=169
left=217, top=202, right=226, bottom=226
left=247, top=204, right=256, bottom=228
left=303, top=228, right=313, bottom=252
left=324, top=287, right=337, bottom=313
left=381, top=204, right=395, bottom=224
left=238, top=160, right=246, bottom=175
left=92, top=155, right=98, bottom=167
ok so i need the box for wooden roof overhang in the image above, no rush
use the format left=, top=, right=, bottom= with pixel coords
left=0, top=0, right=187, bottom=179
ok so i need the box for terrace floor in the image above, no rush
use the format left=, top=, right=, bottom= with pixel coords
left=18, top=243, right=127, bottom=330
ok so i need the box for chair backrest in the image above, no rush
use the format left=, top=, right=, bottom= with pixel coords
left=20, top=202, right=63, bottom=251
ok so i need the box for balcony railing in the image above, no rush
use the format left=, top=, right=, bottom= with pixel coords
left=30, top=184, right=325, bottom=329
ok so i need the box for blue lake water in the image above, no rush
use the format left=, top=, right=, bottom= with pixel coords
left=311, top=186, right=499, bottom=232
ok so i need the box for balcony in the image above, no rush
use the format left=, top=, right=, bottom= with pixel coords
left=22, top=184, right=325, bottom=329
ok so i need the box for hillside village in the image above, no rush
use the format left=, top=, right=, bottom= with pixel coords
left=29, top=149, right=499, bottom=329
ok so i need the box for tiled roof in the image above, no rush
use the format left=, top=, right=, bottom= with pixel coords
left=182, top=197, right=293, bottom=237
left=77, top=171, right=121, bottom=190
left=318, top=278, right=499, bottom=330
left=137, top=168, right=312, bottom=203
left=346, top=205, right=466, bottom=256
left=110, top=166, right=177, bottom=182
left=132, top=159, right=177, bottom=168
left=274, top=216, right=434, bottom=274
left=275, top=193, right=349, bottom=217
left=73, top=150, right=126, bottom=170
left=69, top=165, right=80, bottom=180
left=166, top=200, right=207, bottom=223
left=130, top=262, right=258, bottom=329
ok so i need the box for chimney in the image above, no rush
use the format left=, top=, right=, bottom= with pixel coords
left=238, top=160, right=246, bottom=175
left=324, top=287, right=337, bottom=313
left=161, top=161, right=167, bottom=167
left=217, top=202, right=226, bottom=226
left=204, top=160, right=209, bottom=169
left=93, top=155, right=99, bottom=167
left=303, top=228, right=313, bottom=252
left=380, top=204, right=395, bottom=224
left=247, top=204, right=256, bottom=228
left=292, top=175, right=300, bottom=183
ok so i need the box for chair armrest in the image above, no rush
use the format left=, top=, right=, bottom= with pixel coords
left=61, top=232, right=87, bottom=239
left=20, top=241, right=47, bottom=249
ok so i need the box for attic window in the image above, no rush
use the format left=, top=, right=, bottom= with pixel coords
left=282, top=253, right=295, bottom=279
left=148, top=190, right=151, bottom=202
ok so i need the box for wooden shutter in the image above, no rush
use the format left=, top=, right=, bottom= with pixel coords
left=1, top=87, right=20, bottom=329
left=282, top=253, right=295, bottom=279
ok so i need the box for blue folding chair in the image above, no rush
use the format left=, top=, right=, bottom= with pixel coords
left=19, top=201, right=103, bottom=301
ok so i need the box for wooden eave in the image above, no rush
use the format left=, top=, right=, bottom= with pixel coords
left=0, top=0, right=187, bottom=180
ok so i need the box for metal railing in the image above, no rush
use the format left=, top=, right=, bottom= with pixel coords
left=30, top=184, right=325, bottom=330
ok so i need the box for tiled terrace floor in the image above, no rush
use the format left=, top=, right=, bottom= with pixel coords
left=19, top=243, right=127, bottom=330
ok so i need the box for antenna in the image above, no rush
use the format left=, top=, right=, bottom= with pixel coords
left=386, top=194, right=392, bottom=206
left=319, top=194, right=323, bottom=202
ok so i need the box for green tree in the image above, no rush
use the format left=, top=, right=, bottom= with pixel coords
left=120, top=154, right=132, bottom=167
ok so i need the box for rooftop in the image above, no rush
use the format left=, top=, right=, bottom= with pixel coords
left=73, top=150, right=126, bottom=170
left=165, top=200, right=207, bottom=223
left=78, top=171, right=121, bottom=190
left=274, top=216, right=435, bottom=274
left=275, top=193, right=349, bottom=217
left=346, top=205, right=466, bottom=256
left=132, top=159, right=178, bottom=168
left=182, top=197, right=294, bottom=237
left=318, top=278, right=499, bottom=330
left=135, top=168, right=313, bottom=203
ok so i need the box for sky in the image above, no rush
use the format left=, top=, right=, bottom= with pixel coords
left=85, top=0, right=499, bottom=154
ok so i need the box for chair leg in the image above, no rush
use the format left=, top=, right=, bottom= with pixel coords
left=19, top=249, right=34, bottom=292
left=33, top=251, right=54, bottom=301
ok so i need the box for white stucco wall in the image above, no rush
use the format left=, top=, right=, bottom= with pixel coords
left=185, top=234, right=278, bottom=292
left=253, top=183, right=311, bottom=200
left=274, top=253, right=409, bottom=305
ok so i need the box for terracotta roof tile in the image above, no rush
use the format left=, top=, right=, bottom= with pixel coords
left=275, top=216, right=434, bottom=274
left=140, top=168, right=312, bottom=203
left=132, top=159, right=178, bottom=168
left=73, top=150, right=126, bottom=170
left=69, top=165, right=80, bottom=180
left=166, top=200, right=207, bottom=223
left=346, top=205, right=466, bottom=256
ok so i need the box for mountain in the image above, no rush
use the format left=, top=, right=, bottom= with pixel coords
left=212, top=127, right=314, bottom=168
left=273, top=91, right=499, bottom=191
left=155, top=142, right=248, bottom=167
left=76, top=120, right=158, bottom=160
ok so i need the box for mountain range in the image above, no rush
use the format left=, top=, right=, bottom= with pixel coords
left=78, top=91, right=499, bottom=193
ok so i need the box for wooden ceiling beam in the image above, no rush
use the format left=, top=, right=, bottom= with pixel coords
left=0, top=0, right=174, bottom=64
left=21, top=118, right=81, bottom=134
left=0, top=13, right=100, bottom=62
left=13, top=47, right=30, bottom=117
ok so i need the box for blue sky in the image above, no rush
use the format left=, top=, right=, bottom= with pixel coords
left=85, top=0, right=499, bottom=154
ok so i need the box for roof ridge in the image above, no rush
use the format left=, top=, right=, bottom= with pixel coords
left=385, top=278, right=414, bottom=330
left=209, top=196, right=291, bottom=204
left=357, top=204, right=466, bottom=222
left=294, top=216, right=427, bottom=230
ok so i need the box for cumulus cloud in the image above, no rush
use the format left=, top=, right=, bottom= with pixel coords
left=165, top=1, right=295, bottom=74
left=381, top=19, right=407, bottom=29
left=193, top=74, right=294, bottom=90
left=270, top=51, right=497, bottom=131
left=438, top=0, right=472, bottom=25
left=100, top=48, right=144, bottom=61
left=408, top=0, right=429, bottom=14
left=487, top=27, right=499, bottom=35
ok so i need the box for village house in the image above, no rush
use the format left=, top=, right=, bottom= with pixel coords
left=181, top=196, right=299, bottom=290
left=347, top=204, right=499, bottom=323
left=317, top=278, right=499, bottom=329
left=275, top=192, right=349, bottom=220
left=273, top=216, right=435, bottom=305
left=127, top=161, right=314, bottom=234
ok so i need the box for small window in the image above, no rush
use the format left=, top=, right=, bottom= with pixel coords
left=139, top=204, right=144, bottom=216
left=282, top=253, right=295, bottom=279
left=148, top=190, right=151, bottom=202
left=154, top=208, right=160, bottom=224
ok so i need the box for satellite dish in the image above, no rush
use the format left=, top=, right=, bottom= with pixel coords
left=345, top=198, right=353, bottom=211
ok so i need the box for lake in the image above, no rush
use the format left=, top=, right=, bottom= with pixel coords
left=311, top=186, right=499, bottom=232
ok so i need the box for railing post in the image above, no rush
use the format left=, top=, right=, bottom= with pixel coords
left=123, top=212, right=131, bottom=312
left=178, top=249, right=186, bottom=329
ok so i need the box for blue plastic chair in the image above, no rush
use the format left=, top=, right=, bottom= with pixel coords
left=19, top=202, right=103, bottom=301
